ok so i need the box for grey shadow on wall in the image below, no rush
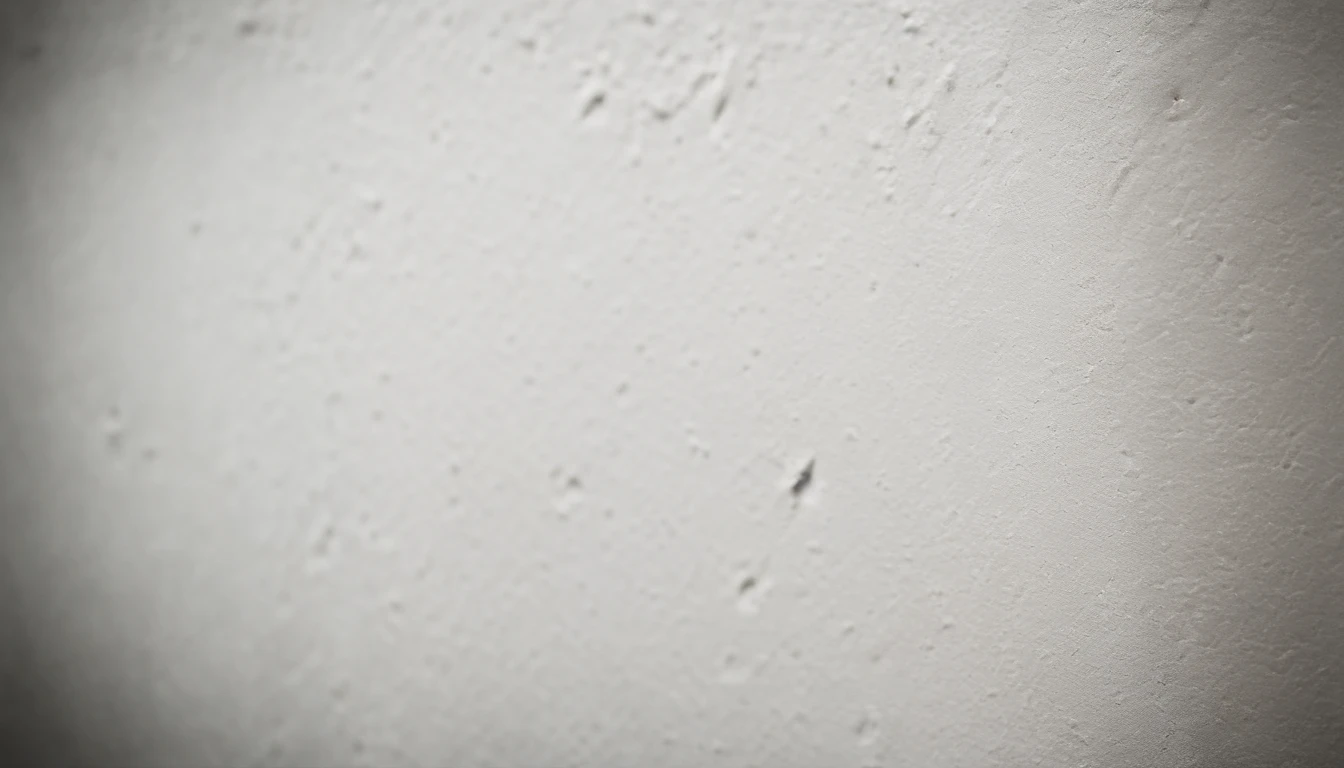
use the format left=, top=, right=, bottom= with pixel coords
left=1145, top=1, right=1344, bottom=765
left=0, top=3, right=148, bottom=767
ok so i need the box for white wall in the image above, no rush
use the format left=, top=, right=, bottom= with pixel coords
left=2, top=1, right=1341, bottom=765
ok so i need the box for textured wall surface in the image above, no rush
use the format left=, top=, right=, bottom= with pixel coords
left=2, top=1, right=1342, bottom=766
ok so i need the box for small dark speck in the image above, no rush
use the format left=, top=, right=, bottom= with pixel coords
left=236, top=18, right=261, bottom=37
left=738, top=575, right=758, bottom=596
left=580, top=91, right=606, bottom=119
left=712, top=88, right=729, bottom=121
left=790, top=459, right=815, bottom=497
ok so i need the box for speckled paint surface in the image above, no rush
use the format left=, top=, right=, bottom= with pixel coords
left=1, top=1, right=1341, bottom=766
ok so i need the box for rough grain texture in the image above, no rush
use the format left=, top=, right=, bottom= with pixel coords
left=1, top=1, right=1341, bottom=766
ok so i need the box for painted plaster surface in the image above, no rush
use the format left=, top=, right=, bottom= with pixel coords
left=1, top=1, right=1341, bottom=765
